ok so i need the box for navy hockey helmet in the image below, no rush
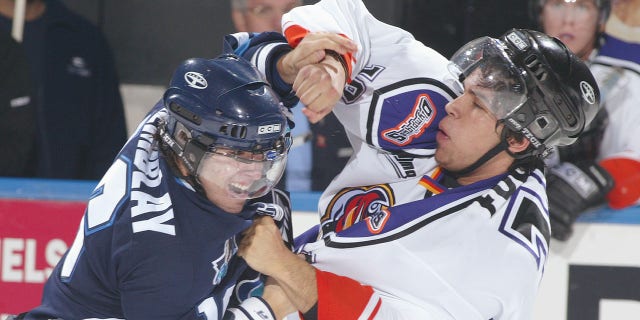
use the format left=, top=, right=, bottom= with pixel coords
left=161, top=54, right=291, bottom=198
left=529, top=0, right=611, bottom=30
left=448, top=29, right=600, bottom=157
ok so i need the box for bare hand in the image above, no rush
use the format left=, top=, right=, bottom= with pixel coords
left=238, top=216, right=294, bottom=276
left=278, top=32, right=357, bottom=84
left=294, top=58, right=346, bottom=123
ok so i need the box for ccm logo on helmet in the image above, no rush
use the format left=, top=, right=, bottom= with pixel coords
left=258, top=124, right=281, bottom=134
left=184, top=72, right=208, bottom=89
left=506, top=32, right=529, bottom=51
left=580, top=81, right=596, bottom=105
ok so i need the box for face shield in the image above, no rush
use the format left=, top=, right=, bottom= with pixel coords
left=196, top=145, right=288, bottom=199
left=448, top=37, right=529, bottom=121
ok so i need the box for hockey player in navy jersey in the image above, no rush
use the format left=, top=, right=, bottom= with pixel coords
left=221, top=1, right=602, bottom=319
left=13, top=54, right=293, bottom=320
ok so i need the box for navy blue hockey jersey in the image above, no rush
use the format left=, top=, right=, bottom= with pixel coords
left=24, top=104, right=284, bottom=319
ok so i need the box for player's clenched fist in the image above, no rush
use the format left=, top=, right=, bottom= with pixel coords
left=294, top=58, right=346, bottom=123
left=239, top=216, right=291, bottom=276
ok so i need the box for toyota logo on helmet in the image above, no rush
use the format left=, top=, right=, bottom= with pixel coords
left=580, top=81, right=597, bottom=105
left=185, top=71, right=208, bottom=89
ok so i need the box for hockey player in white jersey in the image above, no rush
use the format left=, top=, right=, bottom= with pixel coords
left=533, top=0, right=640, bottom=240
left=223, top=0, right=458, bottom=237
left=223, top=1, right=602, bottom=319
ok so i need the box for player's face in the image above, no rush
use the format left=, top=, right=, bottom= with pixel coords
left=541, top=0, right=600, bottom=59
left=236, top=0, right=300, bottom=32
left=197, top=152, right=263, bottom=213
left=435, top=71, right=504, bottom=176
left=196, top=146, right=287, bottom=213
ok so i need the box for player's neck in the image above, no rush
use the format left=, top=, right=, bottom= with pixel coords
left=456, top=153, right=512, bottom=186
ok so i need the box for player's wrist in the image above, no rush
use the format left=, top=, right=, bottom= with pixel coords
left=277, top=53, right=298, bottom=84
left=322, top=50, right=348, bottom=87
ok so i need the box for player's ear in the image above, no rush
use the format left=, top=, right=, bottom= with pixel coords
left=506, top=135, right=530, bottom=154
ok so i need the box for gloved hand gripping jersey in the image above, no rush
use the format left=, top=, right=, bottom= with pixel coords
left=547, top=161, right=614, bottom=240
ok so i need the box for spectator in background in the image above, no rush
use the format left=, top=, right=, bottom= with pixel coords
left=231, top=0, right=300, bottom=33
left=231, top=0, right=352, bottom=192
left=0, top=0, right=127, bottom=180
left=0, top=31, right=34, bottom=176
left=398, top=0, right=533, bottom=58
left=598, top=0, right=640, bottom=66
left=606, top=0, right=640, bottom=46
left=309, top=110, right=352, bottom=191
left=533, top=0, right=640, bottom=240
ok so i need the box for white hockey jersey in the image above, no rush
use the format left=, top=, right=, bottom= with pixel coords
left=280, top=0, right=459, bottom=231
left=297, top=166, right=550, bottom=320
left=592, top=55, right=640, bottom=161
left=591, top=43, right=640, bottom=208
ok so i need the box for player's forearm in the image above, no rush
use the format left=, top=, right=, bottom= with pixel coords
left=269, top=254, right=319, bottom=313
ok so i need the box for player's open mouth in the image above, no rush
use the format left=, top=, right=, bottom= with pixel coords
left=229, top=182, right=251, bottom=194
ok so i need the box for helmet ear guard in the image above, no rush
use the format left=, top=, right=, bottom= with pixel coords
left=499, top=29, right=600, bottom=157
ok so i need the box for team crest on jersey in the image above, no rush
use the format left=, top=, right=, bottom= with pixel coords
left=211, top=238, right=238, bottom=285
left=381, top=93, right=437, bottom=146
left=322, top=185, right=395, bottom=233
left=366, top=208, right=391, bottom=234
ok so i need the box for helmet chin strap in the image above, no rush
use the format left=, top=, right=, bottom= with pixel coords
left=448, top=131, right=511, bottom=177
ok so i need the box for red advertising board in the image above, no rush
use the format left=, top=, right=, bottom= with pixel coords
left=0, top=199, right=86, bottom=316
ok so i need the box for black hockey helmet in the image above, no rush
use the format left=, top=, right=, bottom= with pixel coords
left=448, top=29, right=600, bottom=157
left=160, top=54, right=291, bottom=198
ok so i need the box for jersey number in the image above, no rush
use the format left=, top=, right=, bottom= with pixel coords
left=60, top=157, right=131, bottom=280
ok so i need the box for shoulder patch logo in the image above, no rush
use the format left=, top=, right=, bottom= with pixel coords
left=381, top=94, right=436, bottom=146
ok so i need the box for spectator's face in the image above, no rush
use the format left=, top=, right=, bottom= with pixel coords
left=540, top=0, right=601, bottom=59
left=232, top=0, right=301, bottom=33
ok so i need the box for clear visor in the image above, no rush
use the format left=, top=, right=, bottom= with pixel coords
left=448, top=37, right=528, bottom=120
left=196, top=147, right=287, bottom=199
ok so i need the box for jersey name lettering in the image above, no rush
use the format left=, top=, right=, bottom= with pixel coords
left=130, top=119, right=176, bottom=236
